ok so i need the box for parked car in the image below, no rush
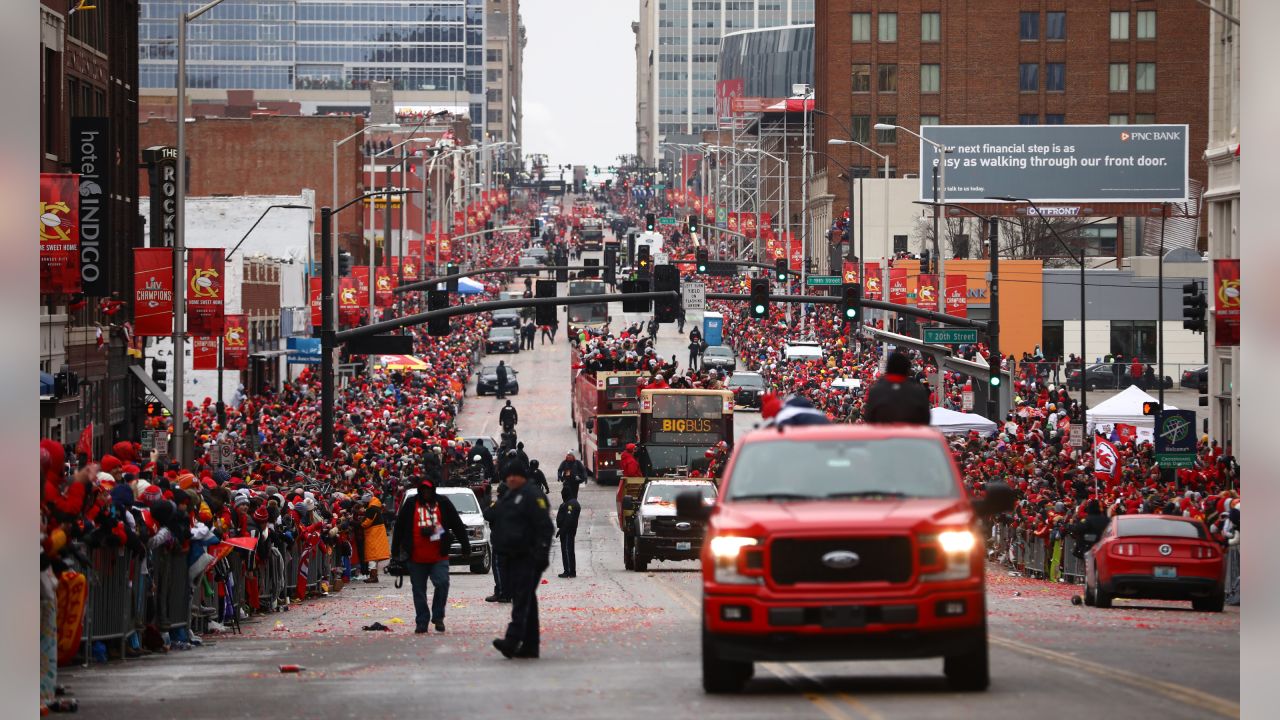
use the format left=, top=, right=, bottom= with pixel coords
left=475, top=364, right=519, bottom=396
left=490, top=308, right=522, bottom=328
left=727, top=371, right=766, bottom=409
left=401, top=487, right=491, bottom=574
left=485, top=326, right=520, bottom=354
left=1066, top=363, right=1172, bottom=391
left=1084, top=515, right=1224, bottom=612
left=701, top=345, right=737, bottom=373
left=782, top=340, right=824, bottom=362
left=461, top=436, right=499, bottom=458
left=518, top=255, right=541, bottom=276
left=524, top=246, right=549, bottom=262
left=1180, top=365, right=1208, bottom=393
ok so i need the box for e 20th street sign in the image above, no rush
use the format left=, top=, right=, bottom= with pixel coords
left=919, top=125, right=1189, bottom=203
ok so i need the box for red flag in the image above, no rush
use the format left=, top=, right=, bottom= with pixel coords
left=1115, top=423, right=1137, bottom=445
left=945, top=275, right=968, bottom=318
left=193, top=336, right=219, bottom=370
left=309, top=277, right=322, bottom=328
left=889, top=268, right=908, bottom=304
left=40, top=173, right=81, bottom=294
left=76, top=423, right=94, bottom=458
left=1094, top=437, right=1121, bottom=485
left=222, top=315, right=248, bottom=370
left=186, top=248, right=225, bottom=336
left=133, top=248, right=174, bottom=336
left=916, top=274, right=938, bottom=309
left=1213, top=259, right=1239, bottom=347
left=864, top=262, right=882, bottom=300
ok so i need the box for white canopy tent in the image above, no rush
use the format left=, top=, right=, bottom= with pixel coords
left=457, top=277, right=485, bottom=295
left=1086, top=385, right=1176, bottom=432
left=929, top=407, right=998, bottom=436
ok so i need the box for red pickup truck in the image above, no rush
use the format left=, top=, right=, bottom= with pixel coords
left=676, top=424, right=1015, bottom=694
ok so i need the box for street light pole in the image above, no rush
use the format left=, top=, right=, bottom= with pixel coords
left=878, top=123, right=949, bottom=309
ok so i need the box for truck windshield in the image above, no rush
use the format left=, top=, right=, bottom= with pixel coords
left=724, top=438, right=958, bottom=501
left=596, top=415, right=638, bottom=450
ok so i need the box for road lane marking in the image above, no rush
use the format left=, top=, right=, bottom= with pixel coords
left=760, top=663, right=860, bottom=720
left=990, top=635, right=1240, bottom=718
left=783, top=663, right=885, bottom=720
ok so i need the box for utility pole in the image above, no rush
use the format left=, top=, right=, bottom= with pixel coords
left=320, top=206, right=336, bottom=455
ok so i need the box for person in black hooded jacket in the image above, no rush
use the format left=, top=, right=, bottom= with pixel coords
left=863, top=351, right=931, bottom=425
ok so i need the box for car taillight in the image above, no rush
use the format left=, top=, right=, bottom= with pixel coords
left=1194, top=545, right=1219, bottom=559
left=1110, top=543, right=1136, bottom=557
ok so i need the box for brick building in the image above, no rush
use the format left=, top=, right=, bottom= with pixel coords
left=241, top=258, right=283, bottom=394
left=40, top=0, right=142, bottom=451
left=813, top=0, right=1210, bottom=223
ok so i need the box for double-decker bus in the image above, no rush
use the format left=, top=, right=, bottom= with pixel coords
left=572, top=369, right=642, bottom=485
left=566, top=278, right=609, bottom=340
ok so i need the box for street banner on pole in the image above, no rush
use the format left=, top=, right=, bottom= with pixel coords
left=889, top=267, right=908, bottom=305
left=186, top=248, right=225, bottom=336
left=133, top=248, right=174, bottom=336
left=864, top=262, right=883, bottom=300
left=309, top=276, right=322, bottom=328
left=193, top=336, right=219, bottom=370
left=916, top=274, right=938, bottom=310
left=39, top=173, right=81, bottom=295
left=842, top=260, right=858, bottom=285
left=223, top=315, right=248, bottom=370
left=375, top=267, right=395, bottom=307
left=338, top=277, right=361, bottom=325
left=945, top=275, right=968, bottom=318
left=1213, top=259, right=1239, bottom=347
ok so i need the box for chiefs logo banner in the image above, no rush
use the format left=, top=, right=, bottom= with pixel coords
left=40, top=173, right=81, bottom=294
left=375, top=268, right=395, bottom=307
left=186, top=248, right=225, bottom=336
left=863, top=262, right=882, bottom=300
left=193, top=336, right=219, bottom=370
left=338, top=277, right=361, bottom=325
left=222, top=315, right=249, bottom=371
left=1213, top=259, right=1239, bottom=347
left=309, top=276, right=322, bottom=328
left=945, top=274, right=968, bottom=318
left=916, top=274, right=938, bottom=310
left=889, top=267, right=908, bottom=305
left=133, top=248, right=174, bottom=336
left=842, top=260, right=859, bottom=285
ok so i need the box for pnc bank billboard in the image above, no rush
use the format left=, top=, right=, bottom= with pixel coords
left=918, top=125, right=1189, bottom=204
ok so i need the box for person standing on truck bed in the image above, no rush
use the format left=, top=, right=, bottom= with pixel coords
left=863, top=351, right=931, bottom=425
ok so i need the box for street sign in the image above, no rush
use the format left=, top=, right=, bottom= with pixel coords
left=682, top=282, right=706, bottom=311
left=1069, top=425, right=1083, bottom=448
left=153, top=431, right=167, bottom=452
left=658, top=217, right=677, bottom=225
left=962, top=390, right=974, bottom=412
left=805, top=275, right=842, bottom=286
left=208, top=443, right=222, bottom=467
left=1154, top=409, right=1197, bottom=468
left=141, top=429, right=154, bottom=451
left=923, top=327, right=979, bottom=344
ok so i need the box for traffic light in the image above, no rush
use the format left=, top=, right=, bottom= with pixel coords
left=427, top=289, right=450, bottom=336
left=920, top=249, right=931, bottom=275
left=1142, top=401, right=1161, bottom=416
left=535, top=280, right=557, bottom=326
left=688, top=215, right=699, bottom=233
left=529, top=219, right=539, bottom=238
left=637, top=254, right=651, bottom=274
left=145, top=400, right=163, bottom=418
left=151, top=358, right=168, bottom=393
left=775, top=257, right=789, bottom=283
left=621, top=279, right=651, bottom=312
left=485, top=220, right=494, bottom=242
left=645, top=213, right=656, bottom=232
left=338, top=251, right=353, bottom=277
left=1182, top=282, right=1207, bottom=333
left=696, top=248, right=709, bottom=273
left=446, top=263, right=459, bottom=293
left=604, top=247, right=618, bottom=284
left=653, top=264, right=679, bottom=323
left=749, top=277, right=769, bottom=318
left=840, top=283, right=862, bottom=325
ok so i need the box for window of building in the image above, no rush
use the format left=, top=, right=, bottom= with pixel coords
left=851, top=114, right=870, bottom=143
left=851, top=13, right=871, bottom=42
left=1042, top=321, right=1064, bottom=362
left=1019, top=12, right=1039, bottom=41
left=1110, top=320, right=1157, bottom=362
left=486, top=48, right=503, bottom=63
left=920, top=64, right=940, bottom=93
left=1046, top=11, right=1066, bottom=40
left=1044, top=114, right=1065, bottom=124
left=1019, top=114, right=1039, bottom=125
left=893, top=235, right=909, bottom=254
left=851, top=64, right=870, bottom=92
left=1136, top=62, right=1156, bottom=91
left=876, top=116, right=897, bottom=144
left=1110, top=11, right=1129, bottom=40
left=919, top=115, right=940, bottom=126
left=878, top=64, right=898, bottom=92
left=486, top=69, right=502, bottom=82
left=921, top=12, right=941, bottom=43
left=1019, top=63, right=1039, bottom=92
left=1135, top=113, right=1156, bottom=123
left=1136, top=10, right=1156, bottom=39
left=1046, top=63, right=1065, bottom=91
left=1109, top=63, right=1128, bottom=92
left=878, top=12, right=898, bottom=42
left=44, top=47, right=60, bottom=157
left=1110, top=114, right=1129, bottom=124
left=489, top=108, right=503, bottom=123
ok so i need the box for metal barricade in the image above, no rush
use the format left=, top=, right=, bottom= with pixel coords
left=79, top=546, right=135, bottom=666
left=153, top=549, right=190, bottom=632
left=1060, top=538, right=1086, bottom=584
left=1024, top=536, right=1047, bottom=579
left=1225, top=540, right=1241, bottom=605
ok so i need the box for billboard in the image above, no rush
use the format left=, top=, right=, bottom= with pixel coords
left=919, top=125, right=1189, bottom=203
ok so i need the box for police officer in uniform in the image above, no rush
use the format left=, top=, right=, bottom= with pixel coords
left=490, top=462, right=554, bottom=659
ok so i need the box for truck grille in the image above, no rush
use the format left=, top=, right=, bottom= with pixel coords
left=650, top=517, right=703, bottom=538
left=770, top=537, right=913, bottom=585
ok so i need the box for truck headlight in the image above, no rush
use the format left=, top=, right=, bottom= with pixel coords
left=921, top=530, right=977, bottom=582
left=467, top=526, right=484, bottom=541
left=640, top=517, right=654, bottom=536
left=709, top=536, right=761, bottom=585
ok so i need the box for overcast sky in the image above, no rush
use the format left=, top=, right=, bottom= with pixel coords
left=521, top=1, right=636, bottom=171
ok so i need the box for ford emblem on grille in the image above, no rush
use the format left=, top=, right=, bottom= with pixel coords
left=676, top=521, right=691, bottom=530
left=821, top=550, right=861, bottom=569
left=1158, top=544, right=1173, bottom=556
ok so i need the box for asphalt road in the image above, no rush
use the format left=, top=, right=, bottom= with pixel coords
left=63, top=278, right=1239, bottom=720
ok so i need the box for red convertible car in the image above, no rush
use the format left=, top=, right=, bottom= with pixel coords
left=1084, top=515, right=1225, bottom=612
